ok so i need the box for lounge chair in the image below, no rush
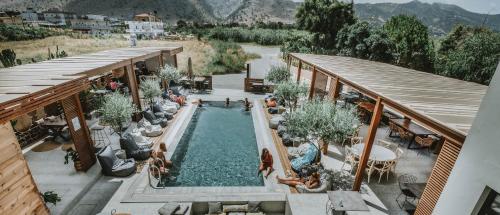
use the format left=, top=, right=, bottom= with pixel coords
left=120, top=133, right=153, bottom=160
left=152, top=103, right=174, bottom=120
left=137, top=119, right=163, bottom=137
left=291, top=144, right=318, bottom=172
left=269, top=115, right=285, bottom=129
left=288, top=143, right=312, bottom=160
left=96, top=146, right=136, bottom=177
left=129, top=130, right=153, bottom=148
left=143, top=110, right=168, bottom=128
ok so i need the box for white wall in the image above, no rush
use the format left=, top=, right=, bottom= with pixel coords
left=434, top=63, right=500, bottom=214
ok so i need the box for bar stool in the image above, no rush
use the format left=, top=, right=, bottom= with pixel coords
left=91, top=123, right=110, bottom=149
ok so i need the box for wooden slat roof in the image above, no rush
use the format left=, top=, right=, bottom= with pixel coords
left=0, top=46, right=182, bottom=104
left=290, top=53, right=489, bottom=136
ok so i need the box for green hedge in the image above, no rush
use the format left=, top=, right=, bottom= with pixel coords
left=0, top=24, right=62, bottom=41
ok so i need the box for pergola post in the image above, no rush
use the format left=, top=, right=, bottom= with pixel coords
left=329, top=77, right=341, bottom=102
left=353, top=97, right=383, bottom=191
left=287, top=54, right=291, bottom=71
left=61, top=93, right=96, bottom=171
left=126, top=63, right=142, bottom=112
left=159, top=53, right=164, bottom=68
left=296, top=60, right=302, bottom=83
left=173, top=54, right=178, bottom=68
left=308, top=67, right=317, bottom=100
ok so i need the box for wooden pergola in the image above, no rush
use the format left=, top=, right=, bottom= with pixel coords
left=0, top=46, right=182, bottom=215
left=288, top=53, right=488, bottom=215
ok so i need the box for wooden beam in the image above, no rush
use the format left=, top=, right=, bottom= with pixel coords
left=173, top=54, right=178, bottom=68
left=353, top=97, right=383, bottom=191
left=296, top=60, right=302, bottom=83
left=308, top=67, right=317, bottom=100
left=126, top=63, right=141, bottom=112
left=159, top=53, right=164, bottom=68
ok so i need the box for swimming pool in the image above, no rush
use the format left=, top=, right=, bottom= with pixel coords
left=161, top=101, right=264, bottom=187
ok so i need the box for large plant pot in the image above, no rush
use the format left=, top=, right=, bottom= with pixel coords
left=74, top=160, right=84, bottom=172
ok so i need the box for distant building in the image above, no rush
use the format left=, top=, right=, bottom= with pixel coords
left=133, top=12, right=160, bottom=22
left=42, top=9, right=76, bottom=27
left=70, top=15, right=112, bottom=36
left=0, top=11, right=23, bottom=25
left=126, top=12, right=164, bottom=38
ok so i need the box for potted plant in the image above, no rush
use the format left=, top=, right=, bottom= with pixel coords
left=274, top=81, right=308, bottom=112
left=140, top=79, right=162, bottom=110
left=266, top=65, right=290, bottom=84
left=64, top=149, right=83, bottom=171
left=157, top=64, right=182, bottom=89
left=41, top=191, right=61, bottom=206
left=99, top=92, right=138, bottom=137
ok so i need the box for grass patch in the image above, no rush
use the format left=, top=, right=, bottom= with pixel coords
left=206, top=27, right=312, bottom=46
left=205, top=40, right=260, bottom=75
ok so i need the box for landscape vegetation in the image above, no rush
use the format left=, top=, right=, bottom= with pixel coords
left=1, top=0, right=499, bottom=85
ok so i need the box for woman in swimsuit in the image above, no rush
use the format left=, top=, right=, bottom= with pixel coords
left=258, top=148, right=274, bottom=178
left=276, top=172, right=321, bottom=189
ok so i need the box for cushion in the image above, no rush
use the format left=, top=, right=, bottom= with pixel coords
left=208, top=202, right=222, bottom=214
left=223, top=205, right=248, bottom=213
left=158, top=202, right=180, bottom=215
left=247, top=201, right=261, bottom=213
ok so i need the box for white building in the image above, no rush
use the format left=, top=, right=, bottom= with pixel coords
left=125, top=21, right=164, bottom=39
left=434, top=63, right=500, bottom=214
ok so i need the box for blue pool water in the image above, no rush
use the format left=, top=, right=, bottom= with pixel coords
left=161, top=101, right=264, bottom=187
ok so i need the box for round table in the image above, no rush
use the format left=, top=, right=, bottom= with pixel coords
left=352, top=143, right=396, bottom=162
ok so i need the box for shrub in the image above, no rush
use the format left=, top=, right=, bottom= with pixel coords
left=99, top=92, right=138, bottom=136
left=0, top=24, right=61, bottom=41
left=274, top=81, right=308, bottom=112
left=140, top=79, right=162, bottom=108
left=206, top=41, right=259, bottom=75
left=266, top=65, right=290, bottom=84
left=157, top=64, right=182, bottom=88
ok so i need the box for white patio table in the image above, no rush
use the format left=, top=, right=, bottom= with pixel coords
left=352, top=143, right=397, bottom=162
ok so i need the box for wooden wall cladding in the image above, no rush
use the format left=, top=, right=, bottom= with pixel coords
left=415, top=140, right=462, bottom=215
left=61, top=94, right=96, bottom=171
left=0, top=123, right=48, bottom=214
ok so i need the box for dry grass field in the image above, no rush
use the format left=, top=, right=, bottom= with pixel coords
left=0, top=35, right=214, bottom=75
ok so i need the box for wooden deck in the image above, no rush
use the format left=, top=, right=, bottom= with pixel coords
left=261, top=100, right=297, bottom=193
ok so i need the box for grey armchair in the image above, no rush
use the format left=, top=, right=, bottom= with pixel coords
left=153, top=103, right=173, bottom=120
left=143, top=110, right=168, bottom=128
left=96, top=146, right=136, bottom=177
left=120, top=133, right=153, bottom=160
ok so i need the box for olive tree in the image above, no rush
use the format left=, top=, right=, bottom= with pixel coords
left=266, top=65, right=290, bottom=84
left=274, top=81, right=308, bottom=112
left=157, top=64, right=182, bottom=89
left=140, top=79, right=162, bottom=110
left=99, top=92, right=138, bottom=137
left=285, top=99, right=360, bottom=160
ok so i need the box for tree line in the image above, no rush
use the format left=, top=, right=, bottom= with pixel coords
left=289, top=0, right=500, bottom=85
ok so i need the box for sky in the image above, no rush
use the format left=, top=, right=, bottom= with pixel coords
left=290, top=0, right=500, bottom=14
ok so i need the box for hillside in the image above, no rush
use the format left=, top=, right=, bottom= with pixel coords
left=1, top=0, right=499, bottom=34
left=354, top=1, right=500, bottom=35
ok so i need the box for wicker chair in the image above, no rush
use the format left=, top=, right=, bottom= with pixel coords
left=387, top=121, right=400, bottom=138
left=341, top=146, right=359, bottom=173
left=397, top=127, right=414, bottom=146
left=414, top=136, right=435, bottom=155
left=396, top=174, right=418, bottom=209
left=367, top=159, right=396, bottom=183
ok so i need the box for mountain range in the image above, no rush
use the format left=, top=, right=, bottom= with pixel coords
left=1, top=0, right=499, bottom=35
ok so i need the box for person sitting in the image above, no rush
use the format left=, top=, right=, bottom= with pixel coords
left=168, top=89, right=185, bottom=106
left=258, top=148, right=274, bottom=178
left=197, top=99, right=204, bottom=107
left=225, top=97, right=230, bottom=107
left=150, top=151, right=170, bottom=178
left=276, top=172, right=320, bottom=189
left=266, top=98, right=277, bottom=108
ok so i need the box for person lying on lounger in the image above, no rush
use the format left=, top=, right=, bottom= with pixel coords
left=168, top=89, right=185, bottom=106
left=276, top=172, right=320, bottom=189
left=258, top=148, right=274, bottom=178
